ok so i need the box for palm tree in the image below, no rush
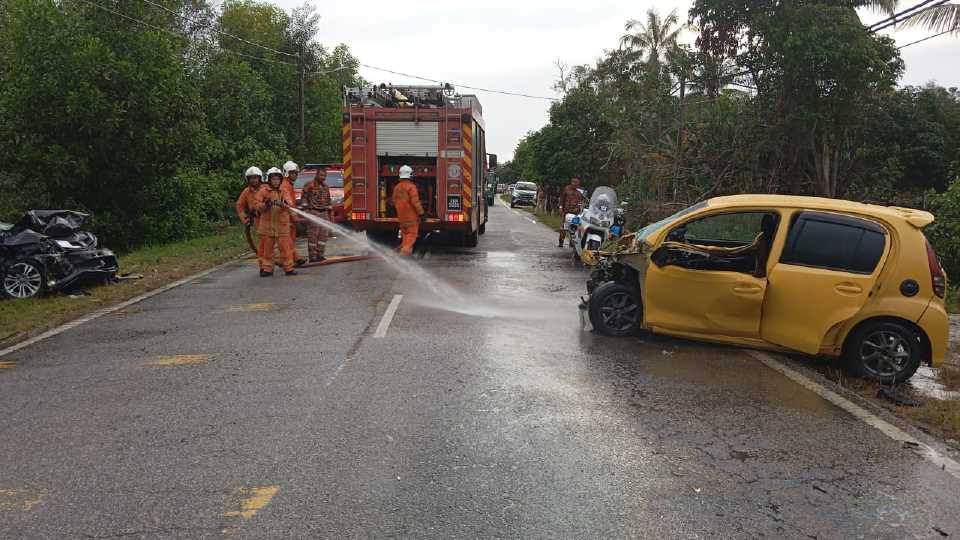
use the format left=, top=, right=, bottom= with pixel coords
left=619, top=8, right=683, bottom=66
left=902, top=3, right=960, bottom=34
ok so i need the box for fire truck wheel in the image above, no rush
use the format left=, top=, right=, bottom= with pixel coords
left=461, top=228, right=479, bottom=248
left=479, top=222, right=486, bottom=235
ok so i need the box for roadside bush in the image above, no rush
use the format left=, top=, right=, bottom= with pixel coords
left=926, top=177, right=960, bottom=279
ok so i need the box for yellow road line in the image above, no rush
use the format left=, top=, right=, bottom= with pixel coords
left=0, top=361, right=16, bottom=369
left=0, top=489, right=43, bottom=511
left=224, top=303, right=283, bottom=313
left=224, top=486, right=279, bottom=519
left=149, top=354, right=209, bottom=367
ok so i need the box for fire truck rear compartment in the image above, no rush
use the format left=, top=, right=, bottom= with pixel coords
left=378, top=156, right=438, bottom=219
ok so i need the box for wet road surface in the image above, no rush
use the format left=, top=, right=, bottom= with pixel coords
left=1, top=203, right=959, bottom=538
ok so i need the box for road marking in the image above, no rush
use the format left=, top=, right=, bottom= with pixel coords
left=373, top=294, right=403, bottom=338
left=749, top=350, right=960, bottom=481
left=224, top=486, right=279, bottom=519
left=0, top=489, right=43, bottom=511
left=0, top=361, right=16, bottom=370
left=149, top=354, right=209, bottom=367
left=224, top=303, right=283, bottom=312
left=0, top=254, right=250, bottom=361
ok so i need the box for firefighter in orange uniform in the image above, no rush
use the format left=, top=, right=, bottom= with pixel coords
left=235, top=166, right=263, bottom=226
left=282, top=161, right=307, bottom=267
left=392, top=165, right=424, bottom=256
left=254, top=167, right=297, bottom=276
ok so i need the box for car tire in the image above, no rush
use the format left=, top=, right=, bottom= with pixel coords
left=842, top=320, right=922, bottom=384
left=589, top=281, right=642, bottom=337
left=510, top=201, right=516, bottom=208
left=2, top=259, right=45, bottom=300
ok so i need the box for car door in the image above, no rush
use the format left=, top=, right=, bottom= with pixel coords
left=644, top=210, right=779, bottom=338
left=760, top=211, right=889, bottom=354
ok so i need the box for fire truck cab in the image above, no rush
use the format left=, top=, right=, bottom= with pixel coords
left=342, top=85, right=489, bottom=246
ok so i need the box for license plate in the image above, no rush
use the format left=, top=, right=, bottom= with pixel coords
left=447, top=195, right=462, bottom=211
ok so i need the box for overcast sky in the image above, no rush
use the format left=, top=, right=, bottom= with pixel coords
left=271, top=0, right=960, bottom=161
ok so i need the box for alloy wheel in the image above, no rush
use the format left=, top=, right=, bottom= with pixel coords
left=3, top=262, right=43, bottom=299
left=859, top=330, right=912, bottom=379
left=598, top=291, right=640, bottom=333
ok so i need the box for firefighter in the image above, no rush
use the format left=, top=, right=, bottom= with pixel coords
left=558, top=177, right=585, bottom=248
left=300, top=166, right=332, bottom=262
left=392, top=165, right=424, bottom=256
left=235, top=166, right=263, bottom=226
left=282, top=161, right=307, bottom=267
left=254, top=167, right=297, bottom=276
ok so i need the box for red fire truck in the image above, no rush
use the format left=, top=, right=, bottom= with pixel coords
left=341, top=85, right=491, bottom=246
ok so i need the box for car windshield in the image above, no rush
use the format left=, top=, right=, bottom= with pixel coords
left=516, top=183, right=537, bottom=192
left=325, top=171, right=344, bottom=188
left=293, top=172, right=315, bottom=189
left=635, top=201, right=709, bottom=242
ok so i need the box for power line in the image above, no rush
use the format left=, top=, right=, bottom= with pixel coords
left=138, top=0, right=297, bottom=58
left=867, top=0, right=940, bottom=31
left=897, top=27, right=956, bottom=48
left=359, top=63, right=559, bottom=101
left=868, top=0, right=952, bottom=33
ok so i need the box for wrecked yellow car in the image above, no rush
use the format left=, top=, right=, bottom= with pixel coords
left=583, top=195, right=949, bottom=383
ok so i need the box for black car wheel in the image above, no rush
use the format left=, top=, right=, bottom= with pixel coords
left=3, top=260, right=44, bottom=299
left=589, top=281, right=642, bottom=336
left=843, top=320, right=922, bottom=384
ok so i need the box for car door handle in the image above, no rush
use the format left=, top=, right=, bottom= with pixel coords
left=732, top=283, right=763, bottom=295
left=834, top=283, right=863, bottom=295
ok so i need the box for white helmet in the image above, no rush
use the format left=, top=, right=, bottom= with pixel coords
left=399, top=165, right=413, bottom=179
left=282, top=161, right=299, bottom=177
left=266, top=167, right=283, bottom=179
left=245, top=166, right=263, bottom=179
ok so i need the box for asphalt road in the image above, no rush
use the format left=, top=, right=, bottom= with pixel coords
left=1, top=202, right=959, bottom=539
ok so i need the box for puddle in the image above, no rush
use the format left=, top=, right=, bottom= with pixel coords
left=908, top=366, right=960, bottom=400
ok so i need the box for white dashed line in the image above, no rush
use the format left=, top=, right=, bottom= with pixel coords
left=373, top=294, right=403, bottom=338
left=749, top=350, right=960, bottom=481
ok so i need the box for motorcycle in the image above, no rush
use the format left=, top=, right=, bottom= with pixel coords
left=567, top=187, right=626, bottom=259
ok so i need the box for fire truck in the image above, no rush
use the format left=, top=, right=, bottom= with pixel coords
left=341, top=84, right=491, bottom=247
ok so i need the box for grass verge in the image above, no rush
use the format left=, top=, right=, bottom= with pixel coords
left=0, top=227, right=249, bottom=347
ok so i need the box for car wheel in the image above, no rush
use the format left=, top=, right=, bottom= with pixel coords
left=510, top=202, right=516, bottom=208
left=589, top=281, right=642, bottom=336
left=843, top=320, right=922, bottom=384
left=586, top=239, right=601, bottom=251
left=3, top=260, right=44, bottom=299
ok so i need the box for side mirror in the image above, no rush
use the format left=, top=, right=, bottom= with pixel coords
left=651, top=246, right=670, bottom=267
left=487, top=153, right=498, bottom=169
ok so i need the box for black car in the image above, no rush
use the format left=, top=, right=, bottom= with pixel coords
left=1, top=210, right=118, bottom=299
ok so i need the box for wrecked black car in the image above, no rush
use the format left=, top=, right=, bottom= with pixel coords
left=1, top=210, right=118, bottom=299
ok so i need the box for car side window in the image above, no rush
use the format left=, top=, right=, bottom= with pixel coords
left=681, top=212, right=769, bottom=245
left=779, top=212, right=886, bottom=274
left=655, top=211, right=780, bottom=276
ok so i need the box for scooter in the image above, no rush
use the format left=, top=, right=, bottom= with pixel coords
left=570, top=187, right=625, bottom=258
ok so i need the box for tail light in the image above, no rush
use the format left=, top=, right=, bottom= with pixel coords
left=351, top=211, right=370, bottom=221
left=447, top=212, right=466, bottom=222
left=925, top=240, right=946, bottom=298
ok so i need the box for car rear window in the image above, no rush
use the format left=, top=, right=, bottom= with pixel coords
left=780, top=212, right=886, bottom=274
left=294, top=171, right=316, bottom=189
left=325, top=171, right=344, bottom=188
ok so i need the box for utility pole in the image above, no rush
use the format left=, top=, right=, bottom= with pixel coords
left=674, top=73, right=685, bottom=202
left=297, top=48, right=306, bottom=153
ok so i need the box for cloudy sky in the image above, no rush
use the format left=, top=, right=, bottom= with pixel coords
left=272, top=0, right=960, bottom=161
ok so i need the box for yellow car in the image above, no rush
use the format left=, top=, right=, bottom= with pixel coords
left=585, top=195, right=949, bottom=383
